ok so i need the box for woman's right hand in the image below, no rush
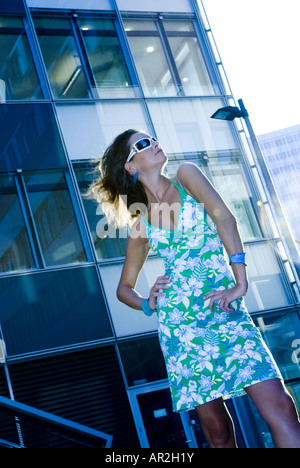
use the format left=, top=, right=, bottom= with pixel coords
left=148, top=275, right=170, bottom=311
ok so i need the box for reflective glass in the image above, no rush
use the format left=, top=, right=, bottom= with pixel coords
left=0, top=174, right=35, bottom=273
left=0, top=266, right=113, bottom=356
left=78, top=18, right=135, bottom=98
left=164, top=20, right=216, bottom=96
left=73, top=162, right=128, bottom=260
left=56, top=101, right=152, bottom=160
left=33, top=17, right=91, bottom=99
left=124, top=20, right=177, bottom=97
left=244, top=242, right=292, bottom=312
left=118, top=337, right=167, bottom=387
left=0, top=16, right=42, bottom=100
left=207, top=160, right=262, bottom=241
left=99, top=257, right=164, bottom=337
left=253, top=312, right=300, bottom=381
left=0, top=103, right=68, bottom=172
left=147, top=98, right=237, bottom=154
left=23, top=171, right=87, bottom=266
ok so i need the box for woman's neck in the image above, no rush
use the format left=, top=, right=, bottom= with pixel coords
left=142, top=174, right=172, bottom=204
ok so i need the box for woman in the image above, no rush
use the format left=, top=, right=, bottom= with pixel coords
left=90, top=129, right=300, bottom=448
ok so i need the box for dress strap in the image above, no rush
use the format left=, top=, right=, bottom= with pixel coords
left=140, top=213, right=148, bottom=228
left=169, top=177, right=184, bottom=190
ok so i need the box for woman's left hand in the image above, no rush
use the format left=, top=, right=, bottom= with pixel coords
left=204, top=284, right=247, bottom=313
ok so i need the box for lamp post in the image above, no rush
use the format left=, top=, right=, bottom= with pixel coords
left=211, top=98, right=300, bottom=283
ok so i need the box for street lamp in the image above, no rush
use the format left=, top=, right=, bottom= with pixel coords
left=211, top=105, right=246, bottom=121
left=211, top=98, right=300, bottom=282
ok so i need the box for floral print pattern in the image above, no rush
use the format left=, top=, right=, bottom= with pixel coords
left=143, top=179, right=282, bottom=413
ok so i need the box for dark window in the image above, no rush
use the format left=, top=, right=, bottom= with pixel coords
left=0, top=173, right=35, bottom=273
left=0, top=103, right=67, bottom=172
left=78, top=18, right=134, bottom=98
left=0, top=266, right=113, bottom=356
left=0, top=16, right=42, bottom=100
left=118, top=337, right=167, bottom=387
left=23, top=171, right=87, bottom=266
left=33, top=17, right=91, bottom=99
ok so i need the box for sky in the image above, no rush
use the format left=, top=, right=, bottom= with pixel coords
left=201, top=0, right=300, bottom=136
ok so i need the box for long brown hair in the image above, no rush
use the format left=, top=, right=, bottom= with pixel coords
left=86, top=129, right=148, bottom=228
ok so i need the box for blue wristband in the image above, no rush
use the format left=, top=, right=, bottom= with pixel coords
left=142, top=299, right=156, bottom=316
left=230, top=252, right=246, bottom=265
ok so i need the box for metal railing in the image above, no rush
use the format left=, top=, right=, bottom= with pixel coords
left=0, top=395, right=113, bottom=448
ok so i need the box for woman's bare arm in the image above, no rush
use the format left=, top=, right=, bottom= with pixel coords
left=117, top=219, right=170, bottom=311
left=117, top=219, right=150, bottom=310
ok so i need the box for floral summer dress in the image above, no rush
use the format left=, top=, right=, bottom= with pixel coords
left=141, top=178, right=282, bottom=413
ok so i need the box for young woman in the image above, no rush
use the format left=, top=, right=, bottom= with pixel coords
left=90, top=129, right=300, bottom=448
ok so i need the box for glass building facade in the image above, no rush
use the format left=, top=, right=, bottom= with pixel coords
left=0, top=0, right=299, bottom=448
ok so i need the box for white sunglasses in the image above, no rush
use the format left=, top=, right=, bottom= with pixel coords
left=126, top=137, right=158, bottom=163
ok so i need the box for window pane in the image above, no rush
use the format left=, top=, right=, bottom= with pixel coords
left=118, top=337, right=167, bottom=387
left=124, top=20, right=177, bottom=97
left=253, top=312, right=300, bottom=381
left=147, top=98, right=237, bottom=154
left=23, top=171, right=87, bottom=266
left=56, top=101, right=153, bottom=160
left=208, top=160, right=262, bottom=241
left=0, top=266, right=113, bottom=356
left=73, top=162, right=128, bottom=260
left=0, top=103, right=68, bottom=172
left=0, top=16, right=42, bottom=100
left=78, top=18, right=135, bottom=98
left=33, top=17, right=91, bottom=99
left=244, top=242, right=292, bottom=312
left=99, top=257, right=164, bottom=337
left=164, top=20, right=217, bottom=96
left=0, top=174, right=35, bottom=273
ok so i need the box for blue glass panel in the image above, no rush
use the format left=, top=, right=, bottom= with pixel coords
left=0, top=103, right=67, bottom=172
left=33, top=17, right=91, bottom=99
left=0, top=0, right=25, bottom=15
left=0, top=266, right=113, bottom=357
left=0, top=16, right=42, bottom=100
left=23, top=171, right=87, bottom=266
left=0, top=173, right=36, bottom=273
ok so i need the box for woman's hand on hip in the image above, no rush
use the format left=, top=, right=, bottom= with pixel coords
left=148, top=275, right=170, bottom=311
left=204, top=283, right=247, bottom=313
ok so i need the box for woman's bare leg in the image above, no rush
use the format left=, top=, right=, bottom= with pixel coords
left=195, top=398, right=237, bottom=448
left=245, top=379, right=300, bottom=448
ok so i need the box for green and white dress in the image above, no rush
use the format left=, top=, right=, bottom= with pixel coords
left=141, top=178, right=282, bottom=413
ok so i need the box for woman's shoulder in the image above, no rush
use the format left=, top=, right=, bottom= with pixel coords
left=177, top=162, right=203, bottom=179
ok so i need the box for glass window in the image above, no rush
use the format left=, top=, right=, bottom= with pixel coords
left=56, top=101, right=153, bottom=160
left=23, top=171, right=87, bottom=266
left=99, top=257, right=165, bottom=337
left=0, top=174, right=35, bottom=273
left=0, top=266, right=113, bottom=357
left=33, top=17, right=91, bottom=99
left=244, top=242, right=292, bottom=312
left=207, top=160, right=262, bottom=242
left=147, top=98, right=237, bottom=155
left=118, top=337, right=167, bottom=387
left=253, top=312, right=300, bottom=381
left=124, top=19, right=217, bottom=97
left=73, top=162, right=128, bottom=260
left=164, top=20, right=216, bottom=96
left=0, top=103, right=68, bottom=172
left=78, top=18, right=135, bottom=98
left=124, top=20, right=177, bottom=97
left=0, top=16, right=42, bottom=100
left=162, top=151, right=261, bottom=242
